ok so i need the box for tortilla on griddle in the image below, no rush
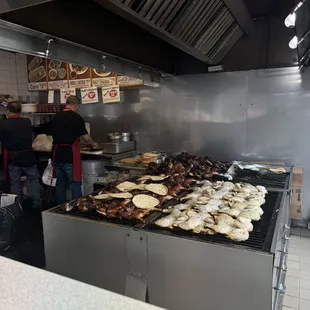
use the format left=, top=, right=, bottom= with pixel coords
left=109, top=192, right=133, bottom=199
left=132, top=194, right=160, bottom=209
left=145, top=183, right=168, bottom=196
left=138, top=175, right=169, bottom=182
left=94, top=194, right=110, bottom=200
left=116, top=181, right=137, bottom=192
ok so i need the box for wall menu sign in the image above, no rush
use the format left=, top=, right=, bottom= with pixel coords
left=47, top=60, right=68, bottom=90
left=26, top=56, right=144, bottom=92
left=60, top=88, right=76, bottom=104
left=102, top=85, right=120, bottom=103
left=27, top=55, right=48, bottom=91
left=80, top=87, right=98, bottom=104
left=68, top=64, right=91, bottom=88
left=91, top=69, right=116, bottom=87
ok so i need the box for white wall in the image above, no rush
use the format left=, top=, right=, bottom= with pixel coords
left=0, top=50, right=38, bottom=101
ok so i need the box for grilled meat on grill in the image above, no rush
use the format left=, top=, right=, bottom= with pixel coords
left=77, top=197, right=95, bottom=212
left=146, top=152, right=228, bottom=180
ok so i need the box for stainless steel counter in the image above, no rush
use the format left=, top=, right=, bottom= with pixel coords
left=43, top=177, right=291, bottom=310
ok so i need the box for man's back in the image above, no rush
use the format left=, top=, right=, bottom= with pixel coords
left=0, top=118, right=35, bottom=167
left=52, top=110, right=87, bottom=163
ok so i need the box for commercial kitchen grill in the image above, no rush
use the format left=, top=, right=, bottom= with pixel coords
left=142, top=191, right=283, bottom=252
left=51, top=190, right=283, bottom=253
left=43, top=171, right=292, bottom=310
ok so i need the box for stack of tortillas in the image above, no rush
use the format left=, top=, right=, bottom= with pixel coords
left=142, top=152, right=159, bottom=165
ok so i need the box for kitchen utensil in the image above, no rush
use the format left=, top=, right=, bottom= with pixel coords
left=121, top=132, right=131, bottom=142
left=107, top=132, right=122, bottom=142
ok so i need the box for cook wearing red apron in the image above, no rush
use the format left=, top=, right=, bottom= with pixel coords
left=51, top=99, right=94, bottom=205
left=0, top=106, right=41, bottom=209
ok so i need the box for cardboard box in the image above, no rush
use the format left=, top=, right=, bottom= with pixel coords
left=290, top=168, right=303, bottom=220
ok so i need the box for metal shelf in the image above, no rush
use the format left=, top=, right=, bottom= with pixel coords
left=21, top=113, right=56, bottom=115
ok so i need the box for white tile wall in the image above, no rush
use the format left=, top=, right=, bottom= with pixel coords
left=0, top=51, right=39, bottom=101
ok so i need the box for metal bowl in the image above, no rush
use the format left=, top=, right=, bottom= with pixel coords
left=107, top=132, right=122, bottom=142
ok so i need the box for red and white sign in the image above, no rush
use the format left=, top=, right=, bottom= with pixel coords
left=80, top=87, right=98, bottom=104
left=60, top=88, right=76, bottom=104
left=102, top=85, right=120, bottom=103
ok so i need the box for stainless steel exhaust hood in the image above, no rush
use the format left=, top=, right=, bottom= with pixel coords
left=94, top=0, right=256, bottom=64
left=0, top=0, right=256, bottom=74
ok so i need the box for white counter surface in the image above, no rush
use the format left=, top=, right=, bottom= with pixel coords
left=0, top=256, right=166, bottom=310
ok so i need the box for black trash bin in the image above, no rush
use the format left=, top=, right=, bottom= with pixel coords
left=0, top=194, right=23, bottom=252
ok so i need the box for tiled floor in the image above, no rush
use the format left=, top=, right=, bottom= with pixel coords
left=283, top=227, right=310, bottom=310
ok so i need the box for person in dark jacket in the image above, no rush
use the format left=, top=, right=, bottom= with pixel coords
left=0, top=101, right=41, bottom=209
left=52, top=96, right=97, bottom=205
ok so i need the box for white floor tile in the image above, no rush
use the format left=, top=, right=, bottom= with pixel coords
left=301, top=262, right=310, bottom=272
left=290, top=238, right=310, bottom=249
left=286, top=285, right=299, bottom=297
left=300, top=279, right=310, bottom=289
left=290, top=235, right=301, bottom=243
left=288, top=254, right=300, bottom=262
left=283, top=295, right=299, bottom=309
left=301, top=255, right=310, bottom=264
left=300, top=298, right=310, bottom=310
left=285, top=275, right=300, bottom=287
left=287, top=260, right=300, bottom=270
left=285, top=231, right=310, bottom=310
left=300, top=270, right=310, bottom=280
left=300, top=288, right=310, bottom=301
left=287, top=268, right=300, bottom=278
left=289, top=246, right=303, bottom=255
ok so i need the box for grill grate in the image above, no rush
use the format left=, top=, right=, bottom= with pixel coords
left=142, top=191, right=283, bottom=252
left=50, top=177, right=285, bottom=252
left=50, top=194, right=185, bottom=227
left=233, top=169, right=290, bottom=189
left=52, top=208, right=139, bottom=227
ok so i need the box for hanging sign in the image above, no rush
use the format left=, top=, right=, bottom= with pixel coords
left=102, top=85, right=120, bottom=103
left=47, top=60, right=68, bottom=89
left=80, top=87, right=98, bottom=104
left=60, top=88, right=76, bottom=104
left=91, top=69, right=116, bottom=87
left=27, top=55, right=47, bottom=91
left=68, top=64, right=91, bottom=88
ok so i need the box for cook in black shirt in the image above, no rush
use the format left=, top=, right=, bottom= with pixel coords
left=0, top=101, right=41, bottom=209
left=52, top=96, right=97, bottom=205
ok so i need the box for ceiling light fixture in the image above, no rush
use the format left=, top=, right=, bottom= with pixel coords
left=288, top=28, right=310, bottom=49
left=289, top=36, right=299, bottom=49
left=284, top=0, right=306, bottom=28
left=284, top=12, right=296, bottom=28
